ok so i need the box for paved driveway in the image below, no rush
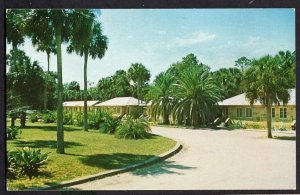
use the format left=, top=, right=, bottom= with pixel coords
left=69, top=127, right=296, bottom=190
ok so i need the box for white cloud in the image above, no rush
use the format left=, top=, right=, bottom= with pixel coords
left=172, top=32, right=216, bottom=47
left=127, top=35, right=133, bottom=39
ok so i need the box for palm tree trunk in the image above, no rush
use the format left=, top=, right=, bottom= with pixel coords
left=163, top=103, right=169, bottom=125
left=43, top=52, right=50, bottom=111
left=83, top=51, right=88, bottom=131
left=55, top=24, right=64, bottom=154
left=266, top=98, right=272, bottom=138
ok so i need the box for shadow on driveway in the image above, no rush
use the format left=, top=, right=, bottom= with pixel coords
left=132, top=160, right=196, bottom=176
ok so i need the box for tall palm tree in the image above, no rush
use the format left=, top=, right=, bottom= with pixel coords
left=146, top=72, right=174, bottom=124
left=6, top=10, right=26, bottom=49
left=67, top=10, right=108, bottom=131
left=172, top=65, right=222, bottom=126
left=243, top=53, right=292, bottom=138
left=25, top=9, right=72, bottom=153
left=128, top=63, right=150, bottom=104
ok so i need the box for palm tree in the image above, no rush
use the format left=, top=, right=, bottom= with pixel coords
left=6, top=10, right=26, bottom=49
left=243, top=53, right=292, bottom=138
left=172, top=65, right=222, bottom=126
left=67, top=10, right=108, bottom=131
left=25, top=9, right=73, bottom=153
left=146, top=72, right=174, bottom=124
left=128, top=63, right=150, bottom=104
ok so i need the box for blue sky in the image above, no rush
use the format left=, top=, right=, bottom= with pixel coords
left=6, top=9, right=295, bottom=88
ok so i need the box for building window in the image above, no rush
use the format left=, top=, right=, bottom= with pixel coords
left=237, top=108, right=243, bottom=118
left=272, top=108, right=275, bottom=118
left=280, top=107, right=287, bottom=118
left=246, top=108, right=252, bottom=117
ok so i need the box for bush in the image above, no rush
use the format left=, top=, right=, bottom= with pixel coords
left=42, top=112, right=56, bottom=123
left=227, top=120, right=246, bottom=130
left=115, top=115, right=151, bottom=139
left=7, top=152, right=18, bottom=179
left=88, top=109, right=111, bottom=129
left=73, top=111, right=84, bottom=126
left=29, top=113, right=38, bottom=123
left=130, top=107, right=144, bottom=119
left=101, top=116, right=120, bottom=134
left=10, top=147, right=49, bottom=179
left=7, top=127, right=21, bottom=140
left=63, top=111, right=73, bottom=125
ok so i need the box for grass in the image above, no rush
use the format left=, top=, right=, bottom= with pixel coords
left=6, top=121, right=176, bottom=190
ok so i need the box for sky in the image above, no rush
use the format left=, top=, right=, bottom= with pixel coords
left=6, top=9, right=295, bottom=88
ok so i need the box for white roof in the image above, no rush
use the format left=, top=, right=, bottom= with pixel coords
left=63, top=101, right=99, bottom=107
left=94, top=97, right=146, bottom=107
left=218, top=89, right=296, bottom=106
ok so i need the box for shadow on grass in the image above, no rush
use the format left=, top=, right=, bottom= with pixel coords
left=132, top=160, right=196, bottom=176
left=273, top=136, right=296, bottom=141
left=79, top=153, right=156, bottom=170
left=13, top=140, right=85, bottom=149
left=23, top=125, right=81, bottom=132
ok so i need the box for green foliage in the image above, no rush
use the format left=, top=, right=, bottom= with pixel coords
left=88, top=110, right=110, bottom=129
left=73, top=111, right=84, bottom=126
left=6, top=49, right=45, bottom=110
left=42, top=112, right=56, bottom=123
left=7, top=127, right=21, bottom=140
left=29, top=113, right=38, bottom=123
left=8, top=147, right=49, bottom=179
left=63, top=111, right=73, bottom=125
left=227, top=120, right=246, bottom=129
left=7, top=152, right=18, bottom=179
left=115, top=115, right=151, bottom=139
left=101, top=116, right=120, bottom=134
left=146, top=72, right=174, bottom=124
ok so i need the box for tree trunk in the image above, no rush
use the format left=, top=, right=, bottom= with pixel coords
left=43, top=52, right=50, bottom=111
left=20, top=111, right=26, bottom=128
left=55, top=24, right=64, bottom=154
left=10, top=113, right=15, bottom=127
left=83, top=51, right=88, bottom=131
left=266, top=99, right=272, bottom=138
left=163, top=103, right=169, bottom=125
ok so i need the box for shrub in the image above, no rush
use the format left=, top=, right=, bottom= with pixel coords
left=115, top=115, right=151, bottom=139
left=101, top=116, right=120, bottom=134
left=7, top=127, right=21, bottom=140
left=73, top=111, right=84, bottom=126
left=227, top=120, right=246, bottom=130
left=7, top=152, right=18, bottom=179
left=29, top=113, right=38, bottom=123
left=42, top=112, right=56, bottom=123
left=88, top=109, right=111, bottom=129
left=63, top=111, right=73, bottom=125
left=130, top=107, right=144, bottom=119
left=11, top=147, right=49, bottom=179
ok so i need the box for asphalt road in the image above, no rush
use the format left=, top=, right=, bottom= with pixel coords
left=68, top=127, right=296, bottom=190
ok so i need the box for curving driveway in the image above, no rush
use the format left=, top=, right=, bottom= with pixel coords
left=68, top=126, right=296, bottom=190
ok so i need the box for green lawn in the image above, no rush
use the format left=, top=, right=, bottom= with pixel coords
left=7, top=121, right=176, bottom=190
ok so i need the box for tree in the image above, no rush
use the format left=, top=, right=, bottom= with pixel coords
left=128, top=63, right=150, bottom=104
left=172, top=65, right=222, bottom=126
left=212, top=67, right=242, bottom=99
left=24, top=9, right=73, bottom=154
left=146, top=72, right=174, bottom=124
left=111, top=70, right=131, bottom=97
left=67, top=10, right=108, bottom=131
left=25, top=14, right=57, bottom=111
left=6, top=10, right=26, bottom=49
left=235, top=56, right=251, bottom=72
left=6, top=49, right=45, bottom=109
left=243, top=52, right=293, bottom=138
